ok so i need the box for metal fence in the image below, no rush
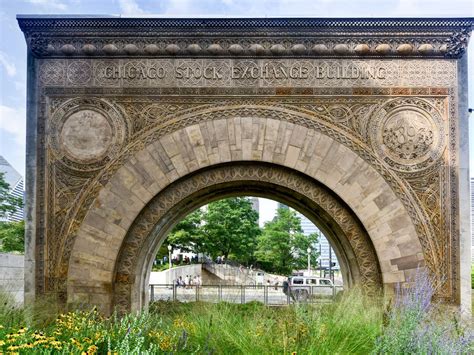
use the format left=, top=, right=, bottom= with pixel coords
left=149, top=284, right=344, bottom=305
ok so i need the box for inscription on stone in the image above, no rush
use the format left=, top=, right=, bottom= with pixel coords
left=39, top=59, right=457, bottom=88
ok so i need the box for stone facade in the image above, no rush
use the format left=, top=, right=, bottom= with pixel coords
left=17, top=16, right=473, bottom=314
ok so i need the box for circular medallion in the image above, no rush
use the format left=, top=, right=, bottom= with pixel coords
left=60, top=110, right=113, bottom=161
left=370, top=99, right=445, bottom=172
left=382, top=110, right=434, bottom=162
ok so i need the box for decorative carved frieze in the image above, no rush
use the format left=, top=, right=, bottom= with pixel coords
left=18, top=17, right=473, bottom=59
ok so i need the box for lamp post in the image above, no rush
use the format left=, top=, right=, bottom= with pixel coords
left=167, top=245, right=172, bottom=271
left=307, top=247, right=311, bottom=275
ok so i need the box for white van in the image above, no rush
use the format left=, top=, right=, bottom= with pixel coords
left=283, top=276, right=342, bottom=300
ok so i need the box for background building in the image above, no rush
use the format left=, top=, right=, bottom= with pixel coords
left=297, top=212, right=340, bottom=270
left=0, top=155, right=24, bottom=222
left=249, top=197, right=260, bottom=225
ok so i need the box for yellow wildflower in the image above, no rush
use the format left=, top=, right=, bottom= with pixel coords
left=17, top=327, right=27, bottom=334
left=0, top=340, right=5, bottom=346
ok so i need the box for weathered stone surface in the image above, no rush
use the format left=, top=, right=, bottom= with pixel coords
left=18, top=16, right=473, bottom=315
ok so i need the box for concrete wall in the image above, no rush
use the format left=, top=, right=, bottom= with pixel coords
left=149, top=264, right=202, bottom=285
left=0, top=253, right=24, bottom=304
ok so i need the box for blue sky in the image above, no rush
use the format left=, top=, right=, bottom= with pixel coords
left=0, top=0, right=473, bottom=223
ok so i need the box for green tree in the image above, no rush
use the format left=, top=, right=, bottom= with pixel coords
left=0, top=221, right=25, bottom=253
left=255, top=208, right=319, bottom=275
left=0, top=172, right=23, bottom=219
left=166, top=209, right=204, bottom=253
left=201, top=197, right=260, bottom=263
left=0, top=172, right=24, bottom=253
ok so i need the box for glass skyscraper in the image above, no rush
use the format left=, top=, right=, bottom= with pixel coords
left=0, top=155, right=24, bottom=222
left=297, top=212, right=339, bottom=269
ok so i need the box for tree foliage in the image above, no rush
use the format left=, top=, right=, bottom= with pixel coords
left=0, top=221, right=25, bottom=253
left=255, top=208, right=319, bottom=275
left=200, top=197, right=260, bottom=263
left=160, top=197, right=260, bottom=264
left=166, top=209, right=204, bottom=253
left=157, top=199, right=322, bottom=274
left=0, top=172, right=24, bottom=253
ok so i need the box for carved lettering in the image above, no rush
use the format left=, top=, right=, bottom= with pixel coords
left=98, top=61, right=386, bottom=82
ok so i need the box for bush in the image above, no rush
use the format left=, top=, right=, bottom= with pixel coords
left=374, top=269, right=474, bottom=354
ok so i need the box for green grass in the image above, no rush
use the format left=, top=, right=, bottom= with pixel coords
left=0, top=280, right=471, bottom=354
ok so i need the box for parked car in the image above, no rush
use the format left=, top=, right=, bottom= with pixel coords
left=283, top=276, right=342, bottom=301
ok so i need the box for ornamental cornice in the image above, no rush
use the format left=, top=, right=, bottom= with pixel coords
left=17, top=16, right=473, bottom=59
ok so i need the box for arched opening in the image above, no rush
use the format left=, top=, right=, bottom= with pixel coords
left=113, top=162, right=382, bottom=313
left=147, top=194, right=346, bottom=306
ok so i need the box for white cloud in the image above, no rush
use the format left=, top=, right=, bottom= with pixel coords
left=0, top=52, right=16, bottom=77
left=25, top=0, right=68, bottom=11
left=0, top=105, right=26, bottom=147
left=160, top=0, right=203, bottom=15
left=118, top=0, right=148, bottom=16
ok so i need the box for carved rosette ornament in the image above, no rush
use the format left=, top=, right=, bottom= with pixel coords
left=370, top=98, right=445, bottom=172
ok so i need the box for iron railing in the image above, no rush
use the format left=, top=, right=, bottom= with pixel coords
left=149, top=284, right=344, bottom=305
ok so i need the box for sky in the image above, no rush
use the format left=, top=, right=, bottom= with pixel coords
left=0, top=0, right=473, bottom=224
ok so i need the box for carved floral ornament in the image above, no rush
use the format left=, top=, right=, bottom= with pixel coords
left=33, top=92, right=455, bottom=310
left=17, top=17, right=473, bottom=59
left=370, top=98, right=446, bottom=172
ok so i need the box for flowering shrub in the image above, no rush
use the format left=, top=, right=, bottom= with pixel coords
left=0, top=276, right=471, bottom=354
left=374, top=269, right=474, bottom=354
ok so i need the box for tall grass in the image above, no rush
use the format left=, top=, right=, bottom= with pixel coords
left=0, top=273, right=472, bottom=354
left=147, top=288, right=382, bottom=354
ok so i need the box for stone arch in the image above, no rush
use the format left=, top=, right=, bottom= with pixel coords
left=115, top=162, right=382, bottom=312
left=67, top=115, right=423, bottom=314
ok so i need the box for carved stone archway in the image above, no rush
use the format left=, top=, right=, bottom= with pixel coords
left=115, top=162, right=383, bottom=313
left=17, top=17, right=473, bottom=314
left=64, top=113, right=423, bottom=314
